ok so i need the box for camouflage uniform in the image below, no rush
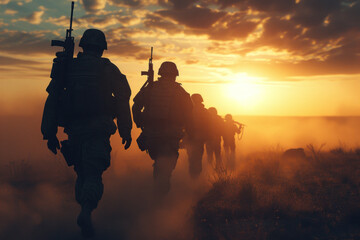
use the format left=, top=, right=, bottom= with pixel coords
left=41, top=29, right=132, bottom=237
left=185, top=94, right=209, bottom=179
left=205, top=107, right=224, bottom=170
left=133, top=62, right=193, bottom=194
left=223, top=114, right=241, bottom=170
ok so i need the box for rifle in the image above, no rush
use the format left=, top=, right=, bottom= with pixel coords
left=233, top=120, right=245, bottom=140
left=140, top=47, right=154, bottom=90
left=51, top=1, right=75, bottom=60
left=49, top=1, right=75, bottom=127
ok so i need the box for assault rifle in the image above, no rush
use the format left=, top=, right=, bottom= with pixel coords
left=234, top=121, right=245, bottom=140
left=140, top=47, right=154, bottom=90
left=51, top=1, right=75, bottom=60
left=49, top=1, right=75, bottom=127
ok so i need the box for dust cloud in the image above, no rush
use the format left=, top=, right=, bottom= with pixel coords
left=0, top=98, right=360, bottom=239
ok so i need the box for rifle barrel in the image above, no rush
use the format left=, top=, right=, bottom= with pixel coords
left=69, top=1, right=74, bottom=37
left=150, top=47, right=153, bottom=62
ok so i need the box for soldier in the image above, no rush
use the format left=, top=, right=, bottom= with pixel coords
left=41, top=29, right=132, bottom=238
left=132, top=61, right=193, bottom=195
left=184, top=93, right=209, bottom=179
left=223, top=114, right=242, bottom=170
left=205, top=107, right=224, bottom=171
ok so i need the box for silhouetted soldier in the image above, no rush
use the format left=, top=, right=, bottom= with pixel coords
left=205, top=107, right=224, bottom=171
left=223, top=114, right=242, bottom=170
left=185, top=93, right=209, bottom=179
left=132, top=61, right=193, bottom=195
left=41, top=29, right=132, bottom=238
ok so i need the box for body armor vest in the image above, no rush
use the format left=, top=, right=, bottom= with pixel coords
left=143, top=81, right=187, bottom=134
left=63, top=56, right=114, bottom=121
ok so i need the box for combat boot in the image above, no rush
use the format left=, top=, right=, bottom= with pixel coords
left=77, top=205, right=95, bottom=238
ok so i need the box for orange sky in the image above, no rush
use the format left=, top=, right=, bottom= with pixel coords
left=1, top=0, right=360, bottom=116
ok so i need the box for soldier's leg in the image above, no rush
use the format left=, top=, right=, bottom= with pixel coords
left=188, top=141, right=204, bottom=179
left=214, top=142, right=223, bottom=171
left=76, top=136, right=111, bottom=237
left=150, top=138, right=179, bottom=195
left=206, top=143, right=214, bottom=164
left=228, top=143, right=236, bottom=170
left=153, top=155, right=177, bottom=194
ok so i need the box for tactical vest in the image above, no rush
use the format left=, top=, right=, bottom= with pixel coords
left=60, top=56, right=115, bottom=124
left=144, top=81, right=187, bottom=133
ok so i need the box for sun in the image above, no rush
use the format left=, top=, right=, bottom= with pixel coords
left=223, top=73, right=265, bottom=112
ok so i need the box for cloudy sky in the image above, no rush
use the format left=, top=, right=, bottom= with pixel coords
left=1, top=0, right=360, bottom=116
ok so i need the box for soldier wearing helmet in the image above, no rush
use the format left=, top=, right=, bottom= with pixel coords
left=205, top=107, right=225, bottom=171
left=223, top=114, right=242, bottom=170
left=132, top=61, right=193, bottom=195
left=183, top=93, right=209, bottom=178
left=41, top=29, right=132, bottom=237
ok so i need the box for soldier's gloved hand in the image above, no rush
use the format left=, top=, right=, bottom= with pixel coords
left=47, top=136, right=60, bottom=154
left=121, top=134, right=132, bottom=150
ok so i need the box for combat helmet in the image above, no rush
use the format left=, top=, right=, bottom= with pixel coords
left=225, top=114, right=233, bottom=121
left=191, top=93, right=203, bottom=104
left=158, top=61, right=179, bottom=77
left=79, top=29, right=107, bottom=50
left=208, top=107, right=217, bottom=115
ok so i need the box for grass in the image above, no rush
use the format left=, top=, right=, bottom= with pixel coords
left=193, top=146, right=360, bottom=240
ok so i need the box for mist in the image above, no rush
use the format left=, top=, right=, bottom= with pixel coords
left=1, top=98, right=360, bottom=239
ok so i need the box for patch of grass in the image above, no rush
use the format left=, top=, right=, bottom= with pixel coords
left=193, top=145, right=360, bottom=240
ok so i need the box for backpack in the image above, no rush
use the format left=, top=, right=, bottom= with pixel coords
left=57, top=56, right=114, bottom=126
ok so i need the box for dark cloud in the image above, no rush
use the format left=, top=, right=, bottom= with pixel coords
left=81, top=0, right=106, bottom=11
left=143, top=13, right=183, bottom=34
left=109, top=0, right=144, bottom=7
left=0, top=29, right=54, bottom=55
left=157, top=6, right=227, bottom=29
left=204, top=12, right=258, bottom=40
left=48, top=11, right=136, bottom=28
left=105, top=28, right=149, bottom=59
left=159, top=0, right=195, bottom=9
left=291, top=0, right=340, bottom=27
left=245, top=0, right=296, bottom=13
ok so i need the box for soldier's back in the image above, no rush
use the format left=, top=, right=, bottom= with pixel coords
left=143, top=80, right=192, bottom=136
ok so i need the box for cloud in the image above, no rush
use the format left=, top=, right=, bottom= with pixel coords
left=81, top=0, right=106, bottom=11
left=4, top=9, right=18, bottom=15
left=157, top=6, right=227, bottom=29
left=47, top=11, right=138, bottom=28
left=14, top=10, right=44, bottom=25
left=104, top=28, right=149, bottom=58
left=190, top=12, right=259, bottom=41
left=0, top=19, right=8, bottom=27
left=0, top=55, right=42, bottom=66
left=143, top=13, right=183, bottom=34
left=0, top=29, right=55, bottom=55
left=109, top=0, right=143, bottom=7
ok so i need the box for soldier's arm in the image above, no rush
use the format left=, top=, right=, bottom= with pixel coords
left=108, top=63, right=132, bottom=139
left=41, top=80, right=58, bottom=140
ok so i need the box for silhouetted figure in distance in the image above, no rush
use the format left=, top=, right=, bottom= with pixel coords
left=132, top=61, right=193, bottom=195
left=185, top=93, right=209, bottom=179
left=223, top=114, right=242, bottom=170
left=205, top=107, right=224, bottom=171
left=41, top=29, right=132, bottom=238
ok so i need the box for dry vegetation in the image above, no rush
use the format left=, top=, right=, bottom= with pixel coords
left=193, top=146, right=360, bottom=240
left=1, top=145, right=360, bottom=239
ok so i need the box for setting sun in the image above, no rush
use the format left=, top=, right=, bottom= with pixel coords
left=224, top=73, right=265, bottom=112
